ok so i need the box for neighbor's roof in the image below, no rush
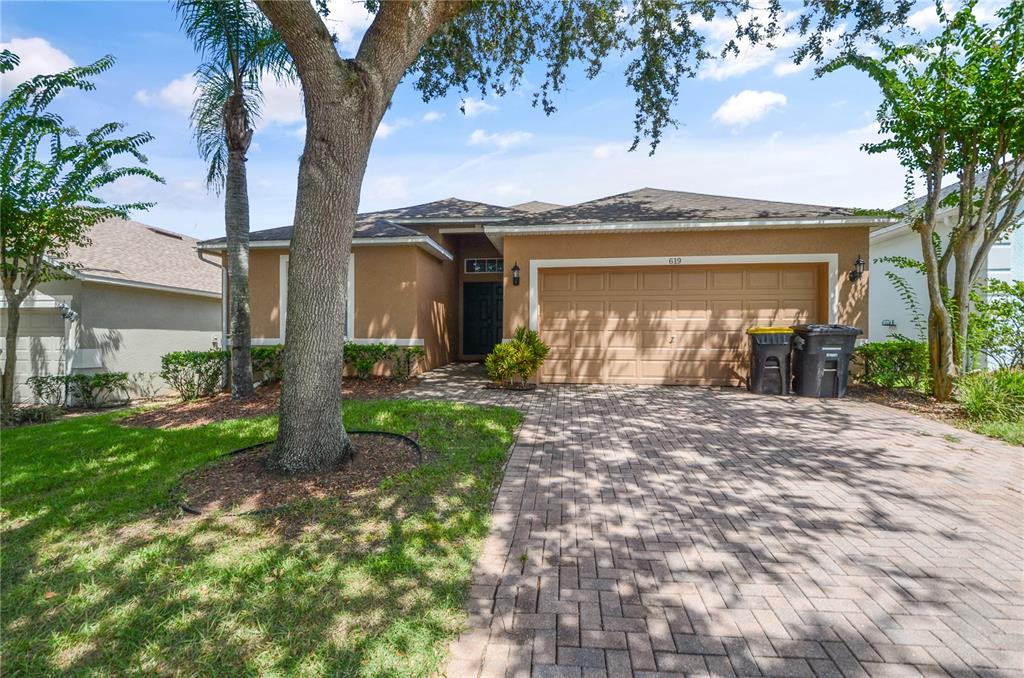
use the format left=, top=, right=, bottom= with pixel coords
left=64, top=218, right=221, bottom=296
left=504, top=188, right=855, bottom=226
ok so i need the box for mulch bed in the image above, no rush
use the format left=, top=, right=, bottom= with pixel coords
left=178, top=433, right=422, bottom=515
left=848, top=383, right=967, bottom=425
left=120, top=377, right=419, bottom=430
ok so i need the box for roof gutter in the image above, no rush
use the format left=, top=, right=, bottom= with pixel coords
left=485, top=216, right=896, bottom=236
left=200, top=235, right=454, bottom=261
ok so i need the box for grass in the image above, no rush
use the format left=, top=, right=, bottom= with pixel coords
left=968, top=418, right=1024, bottom=446
left=1, top=400, right=522, bottom=676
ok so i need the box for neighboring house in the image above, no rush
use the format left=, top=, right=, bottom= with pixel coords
left=200, top=188, right=889, bottom=385
left=869, top=179, right=1024, bottom=341
left=199, top=188, right=888, bottom=385
left=1, top=218, right=222, bottom=403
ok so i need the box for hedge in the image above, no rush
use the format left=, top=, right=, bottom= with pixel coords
left=853, top=340, right=930, bottom=392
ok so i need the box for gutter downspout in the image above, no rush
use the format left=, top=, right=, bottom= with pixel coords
left=198, top=250, right=227, bottom=352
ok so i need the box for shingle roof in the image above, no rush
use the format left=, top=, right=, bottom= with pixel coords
left=64, top=218, right=221, bottom=295
left=510, top=200, right=563, bottom=214
left=202, top=197, right=520, bottom=246
left=505, top=188, right=855, bottom=226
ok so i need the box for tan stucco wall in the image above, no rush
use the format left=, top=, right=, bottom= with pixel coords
left=353, top=246, right=418, bottom=338
left=501, top=227, right=871, bottom=337
left=415, top=248, right=456, bottom=368
left=249, top=248, right=283, bottom=339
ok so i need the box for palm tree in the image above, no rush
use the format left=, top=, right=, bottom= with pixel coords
left=176, top=0, right=291, bottom=399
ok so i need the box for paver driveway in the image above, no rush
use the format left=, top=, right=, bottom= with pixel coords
left=408, top=367, right=1024, bottom=677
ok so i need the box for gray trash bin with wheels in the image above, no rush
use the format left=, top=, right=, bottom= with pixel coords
left=790, top=324, right=862, bottom=398
left=746, top=327, right=794, bottom=395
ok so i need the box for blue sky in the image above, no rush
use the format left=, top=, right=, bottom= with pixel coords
left=0, top=0, right=981, bottom=240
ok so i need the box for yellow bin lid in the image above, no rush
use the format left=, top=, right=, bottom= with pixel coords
left=746, top=326, right=794, bottom=335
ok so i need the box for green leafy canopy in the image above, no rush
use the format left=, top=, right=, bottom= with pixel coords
left=349, top=0, right=917, bottom=153
left=175, top=0, right=292, bottom=189
left=1, top=52, right=163, bottom=300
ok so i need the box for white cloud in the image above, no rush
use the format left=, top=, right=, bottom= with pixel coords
left=907, top=4, right=942, bottom=31
left=468, top=129, right=533, bottom=149
left=323, top=0, right=375, bottom=54
left=0, top=37, right=74, bottom=90
left=134, top=73, right=197, bottom=115
left=460, top=98, right=497, bottom=117
left=712, top=90, right=787, bottom=127
left=592, top=143, right=619, bottom=159
left=422, top=110, right=444, bottom=123
left=257, top=75, right=303, bottom=127
left=368, top=175, right=408, bottom=201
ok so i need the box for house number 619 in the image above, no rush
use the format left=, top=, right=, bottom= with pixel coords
left=667, top=257, right=683, bottom=265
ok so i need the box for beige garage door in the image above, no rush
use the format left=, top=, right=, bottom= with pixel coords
left=539, top=264, right=823, bottom=385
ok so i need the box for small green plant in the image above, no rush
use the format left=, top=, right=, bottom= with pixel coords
left=160, top=349, right=227, bottom=400
left=25, top=375, right=67, bottom=407
left=854, top=340, right=930, bottom=392
left=391, top=345, right=426, bottom=381
left=344, top=343, right=398, bottom=379
left=0, top=404, right=61, bottom=427
left=956, top=369, right=1024, bottom=422
left=967, top=280, right=1024, bottom=370
left=485, top=327, right=550, bottom=388
left=250, top=344, right=285, bottom=383
left=67, top=372, right=131, bottom=408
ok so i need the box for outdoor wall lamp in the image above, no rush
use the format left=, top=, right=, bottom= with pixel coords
left=848, top=255, right=865, bottom=282
left=511, top=261, right=521, bottom=286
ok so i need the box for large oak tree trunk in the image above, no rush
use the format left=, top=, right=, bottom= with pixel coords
left=254, top=0, right=466, bottom=473
left=225, top=93, right=255, bottom=399
left=263, top=69, right=373, bottom=473
left=2, top=300, right=21, bottom=412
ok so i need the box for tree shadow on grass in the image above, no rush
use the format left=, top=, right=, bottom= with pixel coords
left=2, top=402, right=522, bottom=677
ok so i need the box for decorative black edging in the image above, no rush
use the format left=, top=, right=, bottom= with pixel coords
left=177, top=430, right=424, bottom=517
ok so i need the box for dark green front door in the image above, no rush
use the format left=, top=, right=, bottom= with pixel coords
left=463, top=282, right=503, bottom=356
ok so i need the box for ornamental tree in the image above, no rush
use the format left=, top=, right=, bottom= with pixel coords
left=176, top=0, right=292, bottom=400
left=252, top=0, right=915, bottom=473
left=0, top=52, right=162, bottom=412
left=827, top=1, right=1024, bottom=399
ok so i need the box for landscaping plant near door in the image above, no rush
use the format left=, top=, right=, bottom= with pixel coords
left=485, top=327, right=550, bottom=389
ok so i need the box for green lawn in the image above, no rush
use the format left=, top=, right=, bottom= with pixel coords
left=1, top=401, right=521, bottom=676
left=968, top=418, right=1024, bottom=446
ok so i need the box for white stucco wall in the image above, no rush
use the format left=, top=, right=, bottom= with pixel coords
left=2, top=280, right=221, bottom=404
left=75, top=282, right=221, bottom=397
left=869, top=221, right=1023, bottom=342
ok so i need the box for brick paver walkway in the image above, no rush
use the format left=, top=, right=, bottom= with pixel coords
left=407, top=365, right=1024, bottom=677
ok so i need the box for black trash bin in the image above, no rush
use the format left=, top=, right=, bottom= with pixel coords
left=746, top=327, right=794, bottom=395
left=790, top=324, right=862, bottom=398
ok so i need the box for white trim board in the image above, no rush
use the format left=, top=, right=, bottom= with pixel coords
left=527, top=254, right=840, bottom=331
left=277, top=253, right=355, bottom=342
left=251, top=337, right=424, bottom=346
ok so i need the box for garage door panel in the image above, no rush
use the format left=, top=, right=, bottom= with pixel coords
left=676, top=270, right=708, bottom=290
left=746, top=269, right=782, bottom=289
left=575, top=272, right=605, bottom=291
left=608, top=272, right=638, bottom=290
left=538, top=263, right=820, bottom=385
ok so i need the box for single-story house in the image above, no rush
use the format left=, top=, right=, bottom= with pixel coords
left=870, top=178, right=1024, bottom=342
left=198, top=188, right=892, bottom=385
left=1, top=218, right=222, bottom=403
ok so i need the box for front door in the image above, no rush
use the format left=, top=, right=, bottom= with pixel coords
left=463, top=282, right=503, bottom=356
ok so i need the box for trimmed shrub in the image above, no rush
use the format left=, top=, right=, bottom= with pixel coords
left=26, top=375, right=67, bottom=407
left=956, top=369, right=1024, bottom=421
left=67, top=372, right=131, bottom=408
left=344, top=343, right=398, bottom=379
left=485, top=327, right=550, bottom=388
left=251, top=344, right=285, bottom=384
left=160, top=349, right=227, bottom=400
left=853, top=340, right=930, bottom=391
left=391, top=345, right=426, bottom=381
